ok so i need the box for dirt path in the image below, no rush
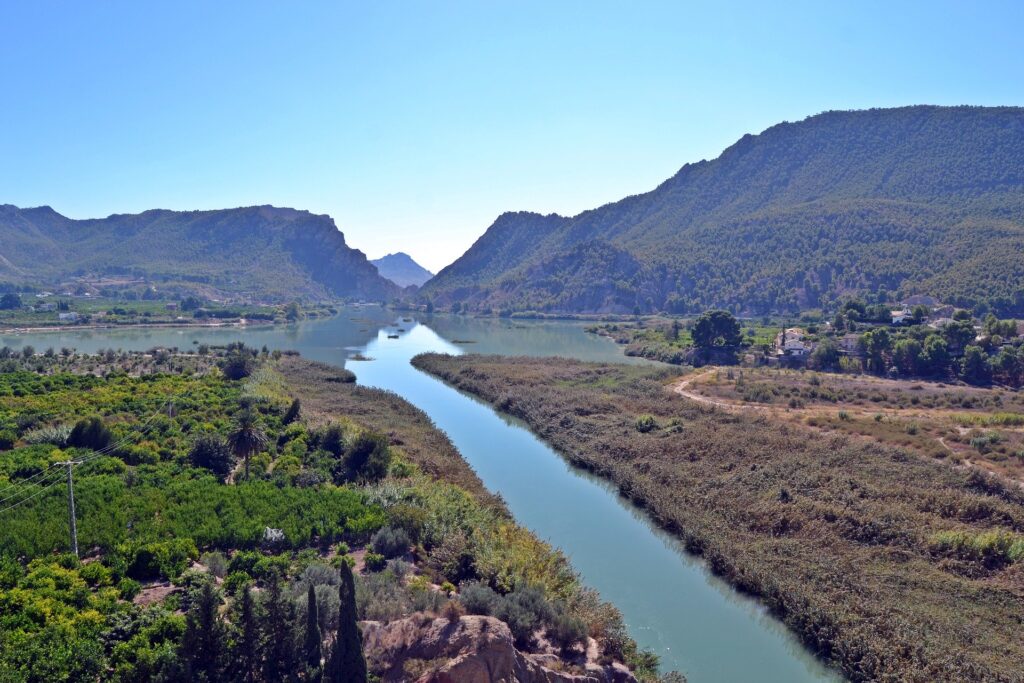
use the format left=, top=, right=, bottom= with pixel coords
left=671, top=369, right=1024, bottom=486
left=672, top=369, right=773, bottom=412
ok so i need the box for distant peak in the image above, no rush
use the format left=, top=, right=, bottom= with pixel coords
left=371, top=252, right=434, bottom=288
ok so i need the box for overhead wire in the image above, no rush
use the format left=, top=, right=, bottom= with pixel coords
left=0, top=391, right=185, bottom=512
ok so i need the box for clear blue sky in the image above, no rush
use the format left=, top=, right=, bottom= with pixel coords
left=2, top=1, right=1022, bottom=272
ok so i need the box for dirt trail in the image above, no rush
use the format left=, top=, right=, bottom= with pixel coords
left=671, top=368, right=1024, bottom=486
left=672, top=369, right=773, bottom=412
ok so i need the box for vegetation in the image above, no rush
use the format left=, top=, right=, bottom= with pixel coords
left=0, top=347, right=652, bottom=681
left=0, top=291, right=338, bottom=330
left=415, top=352, right=1024, bottom=683
left=0, top=204, right=399, bottom=303
left=593, top=305, right=1024, bottom=388
left=423, top=106, right=1024, bottom=316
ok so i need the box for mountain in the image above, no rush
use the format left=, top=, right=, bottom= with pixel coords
left=423, top=106, right=1024, bottom=316
left=371, top=252, right=434, bottom=288
left=0, top=204, right=400, bottom=302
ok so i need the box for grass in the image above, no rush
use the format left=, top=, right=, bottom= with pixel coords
left=414, top=352, right=1024, bottom=683
left=0, top=349, right=658, bottom=681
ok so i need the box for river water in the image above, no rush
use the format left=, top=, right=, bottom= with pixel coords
left=2, top=309, right=841, bottom=682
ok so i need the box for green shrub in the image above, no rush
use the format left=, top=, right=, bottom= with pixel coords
left=459, top=581, right=502, bottom=616
left=118, top=577, right=142, bottom=600
left=121, top=539, right=199, bottom=581
left=370, top=527, right=411, bottom=559
left=634, top=415, right=657, bottom=433
left=188, top=435, right=234, bottom=481
left=345, top=432, right=392, bottom=482
left=68, top=417, right=112, bottom=451
left=79, top=561, right=113, bottom=587
left=200, top=551, right=228, bottom=578
left=363, top=552, right=387, bottom=572
left=223, top=571, right=253, bottom=595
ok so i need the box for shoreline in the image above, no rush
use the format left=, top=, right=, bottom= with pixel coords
left=0, top=319, right=281, bottom=335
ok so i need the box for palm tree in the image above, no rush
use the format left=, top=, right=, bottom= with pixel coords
left=227, top=409, right=268, bottom=481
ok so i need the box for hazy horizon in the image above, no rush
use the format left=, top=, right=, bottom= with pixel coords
left=3, top=1, right=1023, bottom=272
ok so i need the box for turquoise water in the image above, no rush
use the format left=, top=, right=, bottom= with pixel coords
left=3, top=310, right=841, bottom=682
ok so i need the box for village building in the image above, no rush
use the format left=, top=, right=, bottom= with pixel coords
left=775, top=327, right=812, bottom=358
left=839, top=333, right=862, bottom=355
left=891, top=309, right=912, bottom=325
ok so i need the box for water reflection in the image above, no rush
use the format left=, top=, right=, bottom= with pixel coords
left=3, top=310, right=841, bottom=682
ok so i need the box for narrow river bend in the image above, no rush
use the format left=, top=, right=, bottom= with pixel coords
left=3, top=309, right=841, bottom=682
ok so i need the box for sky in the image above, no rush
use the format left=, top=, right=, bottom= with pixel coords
left=2, top=1, right=1023, bottom=273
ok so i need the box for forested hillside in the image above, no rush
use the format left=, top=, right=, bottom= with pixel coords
left=0, top=205, right=400, bottom=303
left=423, top=106, right=1024, bottom=316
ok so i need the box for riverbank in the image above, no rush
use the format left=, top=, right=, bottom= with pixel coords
left=0, top=347, right=649, bottom=681
left=413, top=353, right=1024, bottom=683
left=277, top=355, right=656, bottom=679
left=0, top=319, right=269, bottom=334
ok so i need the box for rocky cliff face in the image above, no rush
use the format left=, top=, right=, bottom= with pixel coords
left=362, top=614, right=636, bottom=683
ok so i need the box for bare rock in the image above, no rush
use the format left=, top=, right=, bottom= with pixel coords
left=362, top=614, right=636, bottom=683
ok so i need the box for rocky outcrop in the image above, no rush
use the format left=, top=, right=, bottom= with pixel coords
left=362, top=614, right=636, bottom=683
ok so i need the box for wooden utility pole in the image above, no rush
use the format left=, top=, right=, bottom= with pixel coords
left=56, top=460, right=82, bottom=557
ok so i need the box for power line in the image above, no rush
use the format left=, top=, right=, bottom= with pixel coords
left=56, top=460, right=82, bottom=557
left=0, top=392, right=182, bottom=511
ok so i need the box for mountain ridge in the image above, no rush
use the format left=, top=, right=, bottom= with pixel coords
left=0, top=204, right=400, bottom=302
left=423, top=105, right=1024, bottom=316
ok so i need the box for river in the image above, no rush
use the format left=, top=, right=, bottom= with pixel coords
left=2, top=308, right=841, bottom=683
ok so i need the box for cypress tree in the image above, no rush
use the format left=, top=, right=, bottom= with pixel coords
left=283, top=398, right=301, bottom=425
left=231, top=585, right=262, bottom=683
left=305, top=584, right=323, bottom=672
left=262, top=576, right=299, bottom=683
left=324, top=561, right=366, bottom=683
left=181, top=581, right=225, bottom=683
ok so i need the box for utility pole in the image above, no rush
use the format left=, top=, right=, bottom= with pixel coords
left=56, top=460, right=82, bottom=557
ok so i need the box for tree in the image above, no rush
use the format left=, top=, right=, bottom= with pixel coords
left=943, top=320, right=976, bottom=353
left=181, top=581, right=225, bottom=683
left=0, top=293, right=22, bottom=310
left=921, top=334, right=950, bottom=377
left=343, top=432, right=391, bottom=483
left=189, top=435, right=234, bottom=482
left=220, top=347, right=255, bottom=380
left=227, top=409, right=268, bottom=480
left=68, top=417, right=112, bottom=451
left=892, top=338, right=923, bottom=376
left=991, top=346, right=1023, bottom=386
left=262, top=577, right=298, bottom=683
left=305, top=584, right=323, bottom=674
left=283, top=399, right=301, bottom=426
left=808, top=339, right=840, bottom=371
left=324, top=561, right=366, bottom=683
left=859, top=328, right=891, bottom=374
left=180, top=296, right=204, bottom=311
left=691, top=310, right=742, bottom=349
left=959, top=346, right=992, bottom=385
left=284, top=301, right=302, bottom=322
left=231, top=586, right=262, bottom=683
left=668, top=319, right=682, bottom=342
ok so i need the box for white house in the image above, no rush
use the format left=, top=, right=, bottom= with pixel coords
left=891, top=309, right=911, bottom=325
